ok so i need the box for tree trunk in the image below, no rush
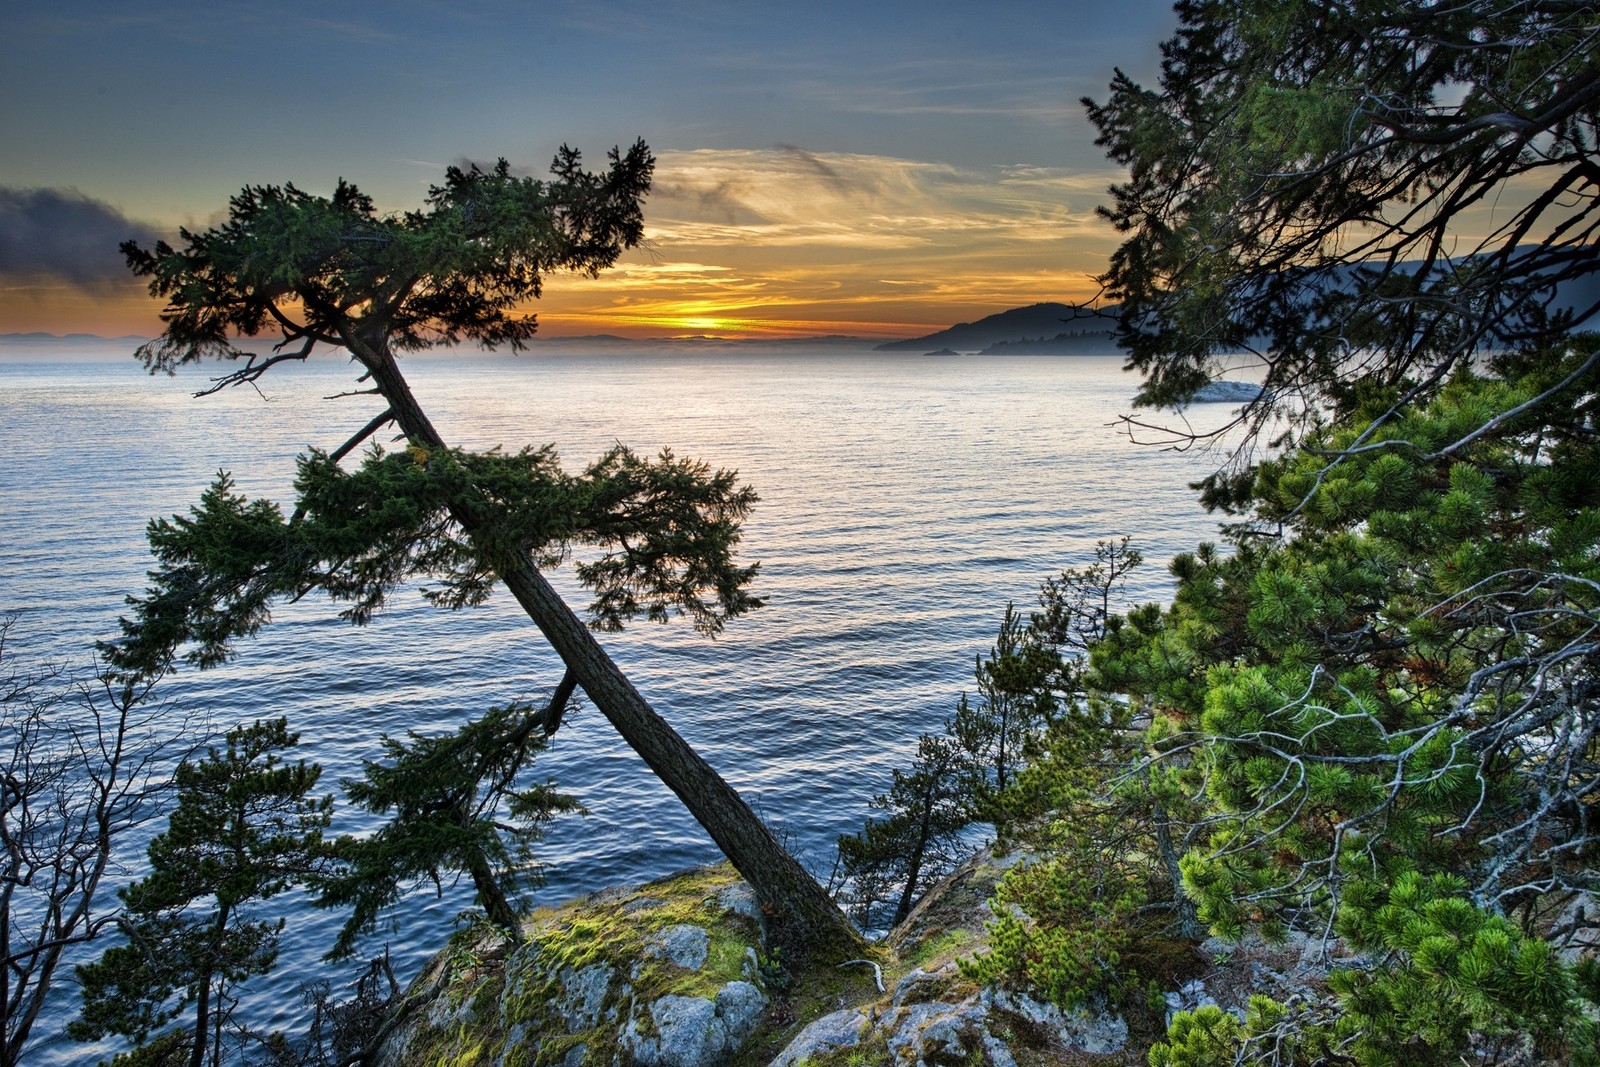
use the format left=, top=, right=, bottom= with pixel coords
left=466, top=850, right=519, bottom=933
left=535, top=669, right=579, bottom=737
left=188, top=906, right=227, bottom=1067
left=893, top=777, right=938, bottom=926
left=355, top=344, right=862, bottom=954
left=1151, top=793, right=1202, bottom=939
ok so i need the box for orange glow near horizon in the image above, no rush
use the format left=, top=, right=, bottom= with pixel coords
left=0, top=148, right=1124, bottom=342
left=520, top=148, right=1122, bottom=341
left=529, top=283, right=1108, bottom=341
left=535, top=311, right=944, bottom=341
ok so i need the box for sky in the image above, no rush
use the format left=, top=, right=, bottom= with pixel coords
left=0, top=1, right=1181, bottom=340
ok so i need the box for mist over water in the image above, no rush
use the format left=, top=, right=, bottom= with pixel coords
left=0, top=345, right=1233, bottom=1052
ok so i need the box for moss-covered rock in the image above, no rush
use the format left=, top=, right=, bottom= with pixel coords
left=767, top=849, right=1132, bottom=1067
left=375, top=848, right=1251, bottom=1066
left=374, top=865, right=771, bottom=1067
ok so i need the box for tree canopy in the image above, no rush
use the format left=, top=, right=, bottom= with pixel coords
left=125, top=145, right=653, bottom=386
left=1090, top=0, right=1599, bottom=487
left=919, top=4, right=1600, bottom=1061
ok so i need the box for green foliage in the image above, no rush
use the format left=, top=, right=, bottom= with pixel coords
left=1151, top=878, right=1594, bottom=1066
left=71, top=719, right=331, bottom=1066
left=961, top=539, right=1212, bottom=1010
left=1086, top=0, right=1600, bottom=480
left=1078, top=344, right=1600, bottom=929
left=835, top=731, right=978, bottom=929
left=1076, top=349, right=1600, bottom=1061
left=1329, top=873, right=1579, bottom=1066
left=105, top=440, right=761, bottom=681
left=114, top=137, right=862, bottom=958
left=572, top=446, right=762, bottom=634
left=317, top=698, right=581, bottom=959
left=961, top=843, right=1146, bottom=1009
left=962, top=684, right=1203, bottom=1010
left=1147, top=1005, right=1243, bottom=1067
left=931, top=349, right=1600, bottom=1052
left=123, top=146, right=653, bottom=369
left=948, top=602, right=1058, bottom=827
left=1094, top=0, right=1593, bottom=406
left=1149, top=996, right=1346, bottom=1067
left=756, top=946, right=792, bottom=996
left=837, top=542, right=1148, bottom=932
left=991, top=4, right=1600, bottom=1059
left=104, top=138, right=759, bottom=681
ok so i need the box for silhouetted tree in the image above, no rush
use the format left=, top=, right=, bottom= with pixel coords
left=110, top=144, right=861, bottom=953
left=0, top=617, right=184, bottom=1067
left=1088, top=0, right=1600, bottom=489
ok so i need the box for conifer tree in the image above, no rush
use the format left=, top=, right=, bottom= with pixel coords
left=1087, top=0, right=1599, bottom=493
left=71, top=719, right=331, bottom=1067
left=948, top=602, right=1057, bottom=828
left=835, top=731, right=976, bottom=929
left=111, top=145, right=861, bottom=952
left=933, top=1, right=1600, bottom=1054
left=1064, top=346, right=1600, bottom=1061
left=316, top=695, right=581, bottom=960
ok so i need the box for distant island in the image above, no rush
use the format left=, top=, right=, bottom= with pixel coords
left=0, top=332, right=152, bottom=346
left=978, top=331, right=1126, bottom=355
left=874, top=302, right=1119, bottom=354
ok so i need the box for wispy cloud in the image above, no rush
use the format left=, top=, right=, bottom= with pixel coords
left=533, top=147, right=1123, bottom=337
left=647, top=147, right=1117, bottom=250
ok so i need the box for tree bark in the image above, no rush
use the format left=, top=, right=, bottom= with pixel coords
left=467, top=851, right=519, bottom=933
left=188, top=906, right=227, bottom=1067
left=355, top=343, right=862, bottom=954
left=1151, top=794, right=1202, bottom=939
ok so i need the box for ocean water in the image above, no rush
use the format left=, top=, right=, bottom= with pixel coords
left=0, top=343, right=1233, bottom=1052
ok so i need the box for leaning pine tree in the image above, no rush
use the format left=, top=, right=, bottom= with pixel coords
left=108, top=143, right=862, bottom=953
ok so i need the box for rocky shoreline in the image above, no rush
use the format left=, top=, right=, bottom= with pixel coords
left=373, top=849, right=1348, bottom=1067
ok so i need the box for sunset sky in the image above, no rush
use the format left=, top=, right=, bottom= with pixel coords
left=1, top=1, right=1179, bottom=340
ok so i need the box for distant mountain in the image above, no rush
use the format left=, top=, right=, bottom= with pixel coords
left=530, top=333, right=641, bottom=346
left=641, top=334, right=885, bottom=348
left=874, top=303, right=1119, bottom=353
left=876, top=261, right=1597, bottom=357
left=2, top=331, right=889, bottom=354
left=749, top=334, right=885, bottom=347
left=0, top=332, right=150, bottom=346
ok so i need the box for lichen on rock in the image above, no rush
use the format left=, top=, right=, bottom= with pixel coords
left=370, top=847, right=1277, bottom=1067
left=373, top=865, right=770, bottom=1067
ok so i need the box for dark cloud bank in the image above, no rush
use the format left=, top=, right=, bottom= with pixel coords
left=0, top=187, right=163, bottom=286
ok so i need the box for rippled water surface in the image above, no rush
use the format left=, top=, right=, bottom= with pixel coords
left=1, top=344, right=1232, bottom=1051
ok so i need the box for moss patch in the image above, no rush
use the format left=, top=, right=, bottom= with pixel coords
left=518, top=864, right=761, bottom=1011
left=902, top=926, right=982, bottom=972
left=386, top=863, right=775, bottom=1067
